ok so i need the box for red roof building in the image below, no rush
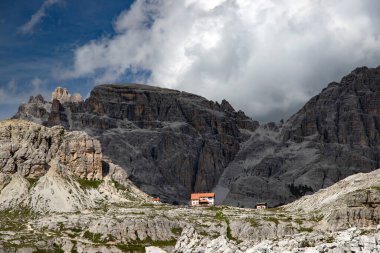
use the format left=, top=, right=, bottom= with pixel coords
left=191, top=193, right=215, bottom=206
left=152, top=197, right=161, bottom=203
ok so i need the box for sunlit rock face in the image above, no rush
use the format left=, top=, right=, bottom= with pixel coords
left=52, top=87, right=70, bottom=103
left=0, top=119, right=102, bottom=180
left=52, top=86, right=84, bottom=104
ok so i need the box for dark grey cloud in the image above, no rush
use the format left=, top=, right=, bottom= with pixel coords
left=62, top=0, right=380, bottom=122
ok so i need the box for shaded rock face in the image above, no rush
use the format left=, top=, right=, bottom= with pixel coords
left=47, top=99, right=70, bottom=128
left=0, top=120, right=102, bottom=180
left=216, top=66, right=380, bottom=207
left=13, top=95, right=51, bottom=124
left=14, top=84, right=258, bottom=203
left=283, top=66, right=380, bottom=146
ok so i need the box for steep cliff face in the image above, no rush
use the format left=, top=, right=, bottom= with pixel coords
left=216, top=66, right=380, bottom=207
left=14, top=85, right=258, bottom=203
left=283, top=66, right=380, bottom=146
left=81, top=85, right=257, bottom=200
left=0, top=119, right=102, bottom=180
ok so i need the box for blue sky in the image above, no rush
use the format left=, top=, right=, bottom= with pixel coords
left=1, top=0, right=380, bottom=122
left=0, top=0, right=134, bottom=119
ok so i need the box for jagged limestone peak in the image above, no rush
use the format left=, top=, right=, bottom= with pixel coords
left=51, top=86, right=83, bottom=103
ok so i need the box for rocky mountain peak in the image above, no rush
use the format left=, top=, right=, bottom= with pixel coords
left=215, top=66, right=380, bottom=208
left=220, top=99, right=235, bottom=112
left=283, top=65, right=380, bottom=146
left=52, top=87, right=70, bottom=103
left=70, top=92, right=84, bottom=103
left=28, top=94, right=45, bottom=104
left=51, top=86, right=84, bottom=104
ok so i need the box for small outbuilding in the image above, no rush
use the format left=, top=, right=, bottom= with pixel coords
left=256, top=202, right=268, bottom=209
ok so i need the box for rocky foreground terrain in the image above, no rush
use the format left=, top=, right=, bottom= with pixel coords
left=14, top=66, right=380, bottom=207
left=1, top=128, right=380, bottom=253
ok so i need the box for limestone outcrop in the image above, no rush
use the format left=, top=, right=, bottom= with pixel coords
left=60, top=131, right=103, bottom=180
left=0, top=159, right=150, bottom=212
left=285, top=168, right=380, bottom=231
left=0, top=119, right=102, bottom=180
left=70, top=92, right=84, bottom=103
left=244, top=227, right=380, bottom=253
left=51, top=87, right=84, bottom=104
left=52, top=87, right=70, bottom=103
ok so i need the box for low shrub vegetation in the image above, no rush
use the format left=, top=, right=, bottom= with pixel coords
left=77, top=178, right=103, bottom=189
left=171, top=227, right=183, bottom=235
left=299, top=226, right=313, bottom=233
left=246, top=217, right=260, bottom=227
left=264, top=217, right=279, bottom=225
left=214, top=211, right=240, bottom=242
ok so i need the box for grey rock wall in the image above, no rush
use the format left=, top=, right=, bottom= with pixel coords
left=15, top=85, right=258, bottom=203
left=13, top=66, right=380, bottom=206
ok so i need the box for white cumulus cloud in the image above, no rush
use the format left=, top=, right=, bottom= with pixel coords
left=62, top=0, right=380, bottom=122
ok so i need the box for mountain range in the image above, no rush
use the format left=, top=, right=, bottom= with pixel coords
left=2, top=66, right=380, bottom=252
left=12, top=66, right=380, bottom=208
